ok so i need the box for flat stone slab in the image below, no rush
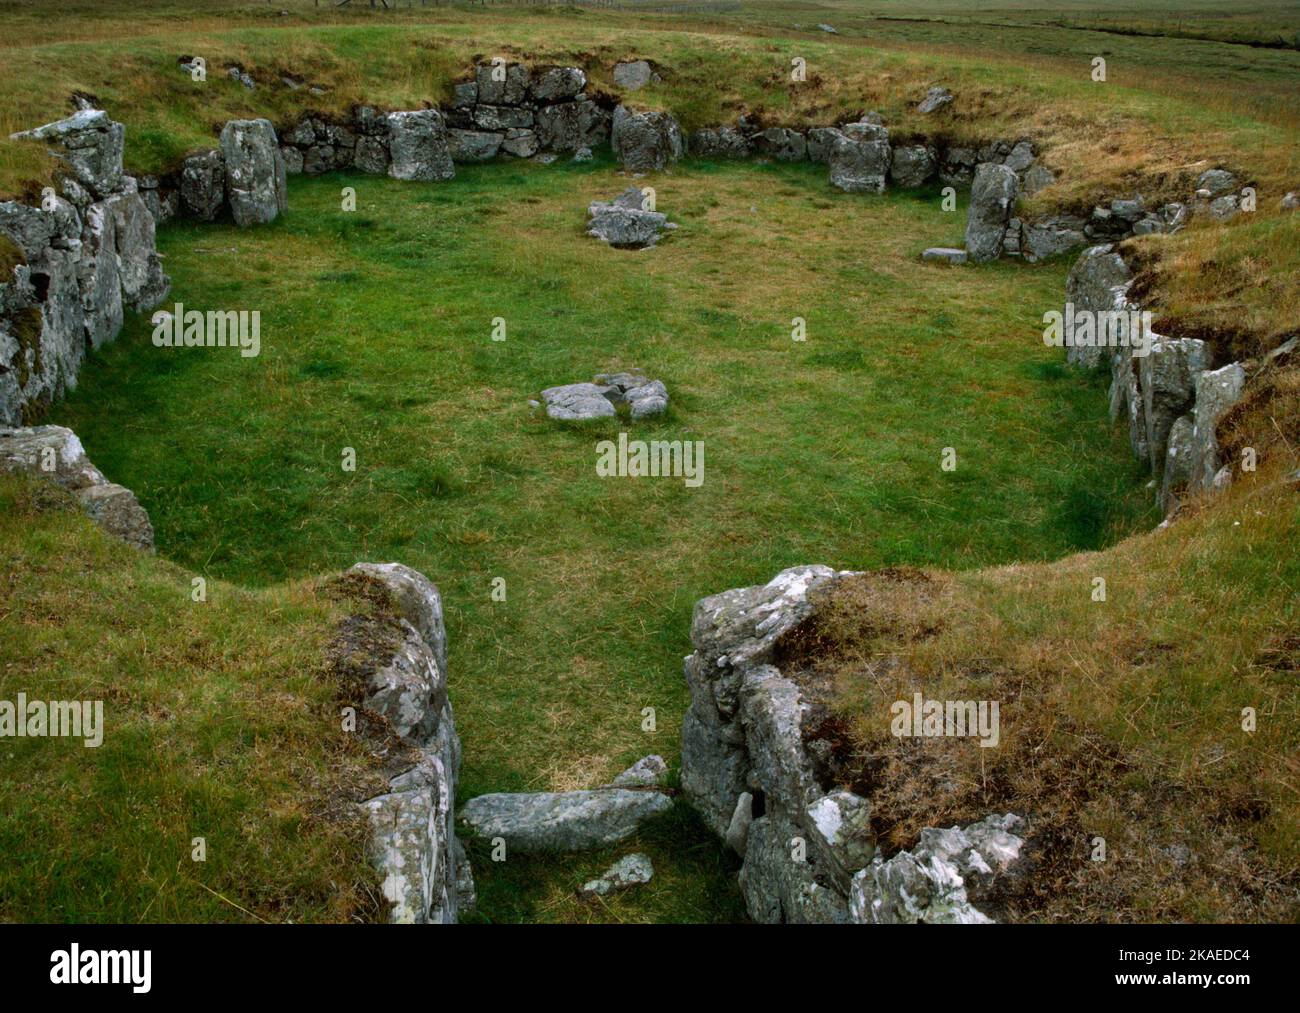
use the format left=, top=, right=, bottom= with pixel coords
left=460, top=789, right=672, bottom=852
left=540, top=382, right=617, bottom=421
left=922, top=247, right=967, bottom=265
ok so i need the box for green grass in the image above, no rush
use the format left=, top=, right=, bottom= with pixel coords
left=45, top=158, right=1158, bottom=922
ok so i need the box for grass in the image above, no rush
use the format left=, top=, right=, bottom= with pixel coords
left=37, top=158, right=1161, bottom=922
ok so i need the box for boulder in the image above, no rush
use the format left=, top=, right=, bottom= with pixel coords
left=689, top=126, right=752, bottom=160
left=591, top=368, right=669, bottom=416
left=535, top=99, right=611, bottom=153
left=1064, top=245, right=1132, bottom=369
left=76, top=482, right=154, bottom=551
left=530, top=66, right=586, bottom=103
left=1195, top=168, right=1237, bottom=198
left=752, top=127, right=807, bottom=162
left=447, top=129, right=503, bottom=163
left=179, top=150, right=226, bottom=221
left=1140, top=337, right=1211, bottom=474
left=500, top=129, right=539, bottom=159
left=608, top=755, right=669, bottom=788
left=964, top=162, right=1019, bottom=263
left=353, top=135, right=390, bottom=175
left=917, top=86, right=954, bottom=114
left=219, top=119, right=288, bottom=226
left=739, top=811, right=850, bottom=923
left=386, top=110, right=455, bottom=182
left=1188, top=363, right=1246, bottom=493
left=349, top=561, right=448, bottom=675
left=578, top=853, right=653, bottom=899
left=805, top=127, right=842, bottom=164
left=613, top=60, right=658, bottom=91
left=611, top=106, right=683, bottom=172
left=540, top=382, right=617, bottom=420
left=828, top=133, right=890, bottom=194
left=10, top=110, right=124, bottom=199
left=460, top=789, right=672, bottom=852
left=475, top=62, right=530, bottom=106
left=890, top=144, right=936, bottom=188
left=849, top=813, right=1025, bottom=924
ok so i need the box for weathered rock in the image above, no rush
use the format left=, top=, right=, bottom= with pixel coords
left=349, top=561, right=448, bottom=675
left=472, top=104, right=534, bottom=132
left=1021, top=214, right=1087, bottom=262
left=353, top=135, right=390, bottom=175
left=10, top=110, right=124, bottom=199
left=451, top=82, right=478, bottom=109
left=78, top=201, right=123, bottom=350
left=179, top=149, right=226, bottom=221
left=534, top=99, right=611, bottom=153
left=1208, top=194, right=1240, bottom=221
left=530, top=66, right=586, bottom=103
left=219, top=119, right=287, bottom=226
left=1064, top=244, right=1132, bottom=369
left=1004, top=139, right=1035, bottom=173
left=689, top=126, right=751, bottom=160
left=828, top=133, right=890, bottom=194
left=0, top=425, right=153, bottom=548
left=725, top=791, right=754, bottom=856
left=613, top=60, right=658, bottom=91
left=890, top=144, right=936, bottom=187
left=752, top=127, right=807, bottom=162
left=964, top=162, right=1019, bottom=263
left=386, top=109, right=455, bottom=182
left=842, top=120, right=889, bottom=143
left=922, top=247, right=967, bottom=265
left=1141, top=337, right=1211, bottom=474
left=447, top=129, right=503, bottom=163
left=805, top=790, right=876, bottom=890
left=587, top=188, right=673, bottom=249
left=460, top=789, right=671, bottom=853
left=849, top=813, right=1025, bottom=924
left=592, top=369, right=670, bottom=415
left=500, top=129, right=539, bottom=159
left=1188, top=363, right=1246, bottom=492
left=917, top=86, right=954, bottom=114
left=1195, top=168, right=1237, bottom=198
left=105, top=191, right=169, bottom=311
left=739, top=811, right=850, bottom=924
left=475, top=61, right=530, bottom=106
left=540, top=382, right=617, bottom=420
left=611, top=106, right=683, bottom=172
left=1159, top=413, right=1196, bottom=512
left=579, top=853, right=653, bottom=899
left=572, top=146, right=593, bottom=163
left=609, top=755, right=669, bottom=788
left=805, top=127, right=842, bottom=164
left=1021, top=163, right=1056, bottom=196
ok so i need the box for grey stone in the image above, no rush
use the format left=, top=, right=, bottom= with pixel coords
left=500, top=128, right=539, bottom=159
left=752, top=127, right=806, bottom=161
left=849, top=813, right=1024, bottom=924
left=219, top=119, right=287, bottom=226
left=890, top=144, right=935, bottom=187
left=78, top=201, right=122, bottom=350
left=922, top=247, right=967, bottom=265
left=964, top=162, right=1019, bottom=263
left=349, top=561, right=448, bottom=675
left=805, top=790, right=876, bottom=887
left=279, top=145, right=304, bottom=175
left=613, top=60, right=657, bottom=91
left=1004, top=139, right=1035, bottom=173
left=725, top=791, right=753, bottom=856
left=1189, top=363, right=1246, bottom=492
left=451, top=81, right=478, bottom=108
left=475, top=62, right=530, bottom=106
left=609, top=755, right=668, bottom=788
left=579, top=853, right=653, bottom=899
left=917, top=86, right=953, bottom=114
left=530, top=66, right=586, bottom=103
left=1141, top=337, right=1211, bottom=474
left=689, top=126, right=752, bottom=160
left=105, top=191, right=169, bottom=311
left=448, top=129, right=503, bottom=163
left=828, top=133, right=890, bottom=193
left=1021, top=215, right=1086, bottom=262
left=1208, top=194, right=1240, bottom=221
left=386, top=109, right=455, bottom=182
left=179, top=149, right=226, bottom=221
left=535, top=100, right=611, bottom=153
left=572, top=146, right=593, bottom=163
left=1159, top=413, right=1196, bottom=512
left=587, top=189, right=673, bottom=249
left=1064, top=244, right=1132, bottom=369
left=76, top=482, right=154, bottom=550
left=540, top=382, right=617, bottom=420
left=353, top=135, right=389, bottom=175
left=739, top=812, right=850, bottom=924
left=1196, top=168, right=1237, bottom=197
left=611, top=106, right=683, bottom=172
left=805, top=127, right=842, bottom=164
left=472, top=104, right=534, bottom=131
left=10, top=109, right=124, bottom=199
left=460, top=789, right=671, bottom=852
left=842, top=121, right=889, bottom=143
left=1021, top=164, right=1056, bottom=195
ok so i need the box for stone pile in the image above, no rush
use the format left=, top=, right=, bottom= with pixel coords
left=538, top=370, right=668, bottom=421
left=587, top=187, right=676, bottom=248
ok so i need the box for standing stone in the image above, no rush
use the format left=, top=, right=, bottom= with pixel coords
left=105, top=191, right=169, bottom=311
left=78, top=201, right=122, bottom=350
left=1188, top=363, right=1247, bottom=492
left=611, top=106, right=683, bottom=172
left=964, top=163, right=1019, bottom=263
left=1141, top=337, right=1211, bottom=474
left=386, top=110, right=455, bottom=182
left=219, top=119, right=287, bottom=226
left=828, top=133, right=890, bottom=194
left=1064, top=245, right=1132, bottom=369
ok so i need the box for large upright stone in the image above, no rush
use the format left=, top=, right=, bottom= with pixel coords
left=1188, top=363, right=1246, bottom=492
left=828, top=133, right=890, bottom=194
left=964, top=162, right=1018, bottom=263
left=611, top=106, right=683, bottom=172
left=386, top=110, right=455, bottom=182
left=219, top=119, right=287, bottom=226
left=179, top=150, right=226, bottom=222
left=10, top=110, right=124, bottom=199
left=1141, top=337, right=1211, bottom=474
left=106, top=191, right=169, bottom=310
left=1065, top=245, right=1132, bottom=369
